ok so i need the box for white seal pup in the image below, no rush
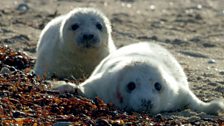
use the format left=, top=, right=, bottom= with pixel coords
left=34, top=8, right=116, bottom=78
left=53, top=42, right=224, bottom=115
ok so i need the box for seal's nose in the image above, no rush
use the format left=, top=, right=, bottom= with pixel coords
left=83, top=34, right=94, bottom=41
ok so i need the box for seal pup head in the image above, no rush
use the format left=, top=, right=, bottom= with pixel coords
left=105, top=60, right=180, bottom=114
left=60, top=8, right=112, bottom=50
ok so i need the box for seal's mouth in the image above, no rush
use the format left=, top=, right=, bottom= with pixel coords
left=122, top=101, right=153, bottom=114
left=81, top=42, right=99, bottom=49
left=76, top=41, right=97, bottom=49
left=125, top=99, right=153, bottom=113
left=84, top=43, right=92, bottom=48
left=82, top=40, right=101, bottom=49
left=141, top=99, right=153, bottom=112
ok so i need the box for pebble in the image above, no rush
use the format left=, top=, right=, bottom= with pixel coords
left=121, top=3, right=132, bottom=8
left=150, top=5, right=155, bottom=11
left=219, top=70, right=224, bottom=75
left=188, top=116, right=200, bottom=123
left=136, top=10, right=141, bottom=14
left=208, top=59, right=216, bottom=64
left=215, top=86, right=224, bottom=93
left=185, top=9, right=194, bottom=14
left=0, top=67, right=11, bottom=75
left=53, top=122, right=73, bottom=126
left=104, top=2, right=108, bottom=7
left=0, top=28, right=11, bottom=33
left=121, top=3, right=125, bottom=7
left=23, top=47, right=36, bottom=53
left=113, top=119, right=124, bottom=125
left=127, top=3, right=132, bottom=8
left=154, top=114, right=163, bottom=121
left=16, top=3, right=29, bottom=13
left=96, top=119, right=110, bottom=126
left=181, top=51, right=209, bottom=58
left=12, top=111, right=26, bottom=118
left=169, top=2, right=174, bottom=6
left=197, top=4, right=202, bottom=9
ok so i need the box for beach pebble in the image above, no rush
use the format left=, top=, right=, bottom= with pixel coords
left=219, top=70, right=224, bottom=75
left=150, top=5, right=155, bottom=11
left=16, top=3, right=29, bottom=13
left=127, top=3, right=132, bottom=8
left=188, top=116, right=200, bottom=123
left=197, top=4, right=202, bottom=9
left=0, top=67, right=11, bottom=75
left=208, top=59, right=216, bottom=64
left=53, top=122, right=73, bottom=126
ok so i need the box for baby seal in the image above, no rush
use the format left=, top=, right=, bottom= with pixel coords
left=34, top=8, right=116, bottom=78
left=53, top=42, right=224, bottom=115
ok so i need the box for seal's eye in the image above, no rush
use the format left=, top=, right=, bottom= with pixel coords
left=96, top=23, right=103, bottom=31
left=127, top=82, right=136, bottom=92
left=154, top=82, right=162, bottom=91
left=71, top=23, right=79, bottom=31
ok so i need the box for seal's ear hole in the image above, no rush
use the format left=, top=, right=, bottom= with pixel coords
left=154, top=82, right=162, bottom=91
left=96, top=22, right=103, bottom=31
left=71, top=23, right=79, bottom=31
left=127, top=81, right=136, bottom=92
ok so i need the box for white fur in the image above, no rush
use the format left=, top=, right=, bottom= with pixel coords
left=34, top=8, right=116, bottom=78
left=53, top=42, right=224, bottom=115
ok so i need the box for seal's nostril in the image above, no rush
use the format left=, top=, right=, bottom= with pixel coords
left=83, top=34, right=94, bottom=40
left=89, top=34, right=94, bottom=39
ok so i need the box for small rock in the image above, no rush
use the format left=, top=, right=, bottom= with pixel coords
left=150, top=5, right=155, bottom=11
left=208, top=59, right=216, bottom=64
left=12, top=111, right=26, bottom=118
left=203, top=43, right=216, bottom=48
left=215, top=86, right=224, bottom=93
left=0, top=28, right=11, bottom=33
left=104, top=2, right=108, bottom=7
left=3, top=44, right=9, bottom=48
left=188, top=116, right=200, bottom=123
left=197, top=4, right=202, bottom=9
left=96, top=119, right=110, bottom=126
left=112, top=119, right=124, bottom=125
left=208, top=82, right=217, bottom=86
left=16, top=3, right=29, bottom=13
left=194, top=121, right=201, bottom=125
left=136, top=10, right=141, bottom=14
left=195, top=14, right=203, bottom=20
left=12, top=34, right=30, bottom=42
left=0, top=67, right=11, bottom=75
left=120, top=0, right=135, bottom=2
left=23, top=47, right=36, bottom=53
left=126, top=3, right=132, bottom=8
left=121, top=3, right=125, bottom=7
left=185, top=9, right=194, bottom=14
left=53, top=122, right=73, bottom=126
left=169, top=2, right=174, bottom=6
left=112, top=110, right=118, bottom=116
left=219, top=70, right=224, bottom=75
left=154, top=114, right=163, bottom=121
left=180, top=51, right=208, bottom=58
